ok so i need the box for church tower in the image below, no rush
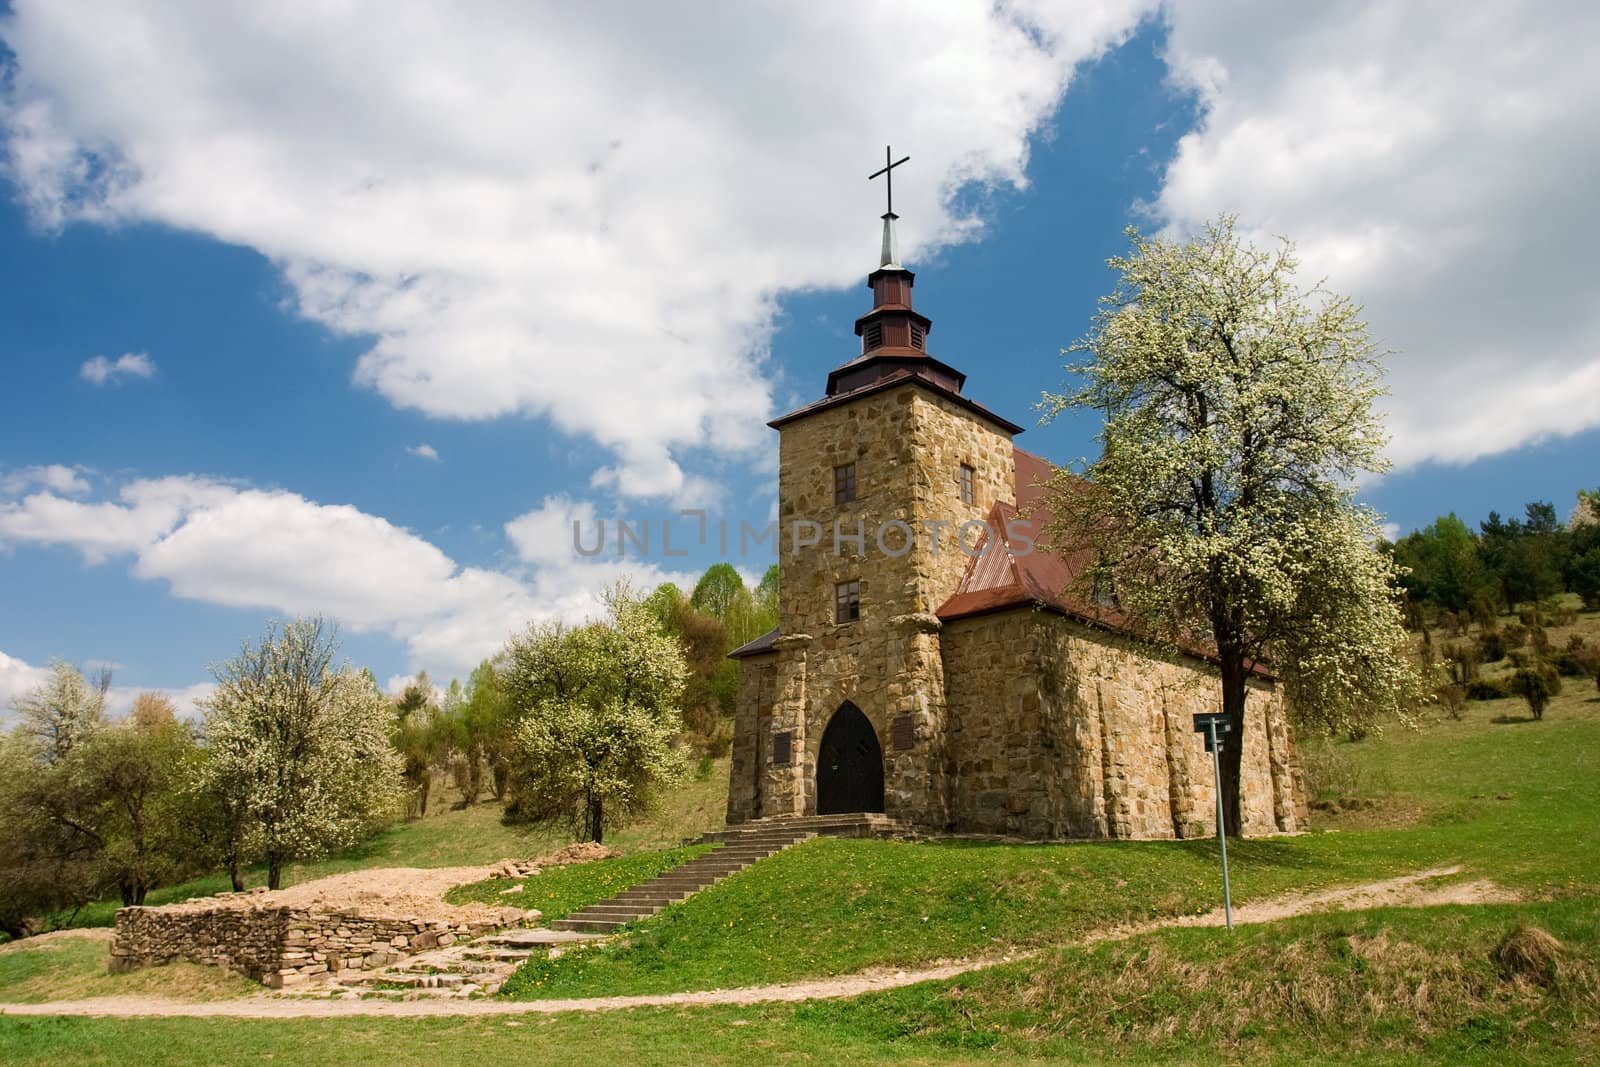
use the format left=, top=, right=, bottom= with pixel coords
left=726, top=163, right=1023, bottom=829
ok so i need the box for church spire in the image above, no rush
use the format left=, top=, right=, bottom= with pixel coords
left=868, top=145, right=909, bottom=269
left=880, top=212, right=900, bottom=270
left=820, top=146, right=965, bottom=399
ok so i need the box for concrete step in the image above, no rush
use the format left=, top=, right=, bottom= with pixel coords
left=571, top=905, right=661, bottom=919
left=477, top=927, right=605, bottom=949
left=459, top=948, right=538, bottom=964
left=550, top=917, right=629, bottom=933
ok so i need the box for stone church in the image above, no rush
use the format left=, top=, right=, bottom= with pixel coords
left=725, top=208, right=1308, bottom=841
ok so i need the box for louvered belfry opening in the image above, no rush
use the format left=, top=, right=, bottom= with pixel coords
left=853, top=261, right=930, bottom=356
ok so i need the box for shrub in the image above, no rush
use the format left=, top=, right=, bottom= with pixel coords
left=1476, top=632, right=1507, bottom=663
left=1549, top=606, right=1578, bottom=628
left=1436, top=683, right=1466, bottom=720
left=1574, top=646, right=1600, bottom=693
left=1518, top=607, right=1541, bottom=627
left=1465, top=678, right=1513, bottom=701
left=1442, top=642, right=1481, bottom=684
left=1510, top=668, right=1554, bottom=720
left=1547, top=651, right=1583, bottom=677
left=1502, top=622, right=1528, bottom=648
left=1529, top=624, right=1550, bottom=655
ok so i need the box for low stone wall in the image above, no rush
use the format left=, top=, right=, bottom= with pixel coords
left=110, top=892, right=529, bottom=988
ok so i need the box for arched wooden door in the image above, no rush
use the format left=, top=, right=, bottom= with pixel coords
left=816, top=702, right=885, bottom=815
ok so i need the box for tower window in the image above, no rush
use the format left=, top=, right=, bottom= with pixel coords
left=959, top=463, right=975, bottom=505
left=909, top=323, right=925, bottom=350
left=835, top=580, right=861, bottom=624
left=834, top=463, right=857, bottom=505
left=864, top=322, right=883, bottom=350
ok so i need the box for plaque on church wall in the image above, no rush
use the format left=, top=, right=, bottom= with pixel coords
left=772, top=731, right=793, bottom=766
left=891, top=714, right=916, bottom=751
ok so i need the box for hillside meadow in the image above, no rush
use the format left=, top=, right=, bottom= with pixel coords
left=2, top=641, right=1598, bottom=1063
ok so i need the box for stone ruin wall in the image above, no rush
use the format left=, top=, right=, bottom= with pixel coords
left=110, top=894, right=525, bottom=988
left=941, top=609, right=1309, bottom=840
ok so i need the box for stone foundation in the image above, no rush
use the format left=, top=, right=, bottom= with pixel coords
left=110, top=895, right=529, bottom=988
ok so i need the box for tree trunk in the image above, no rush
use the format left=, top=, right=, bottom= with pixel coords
left=268, top=855, right=283, bottom=891
left=228, top=856, right=244, bottom=893
left=133, top=884, right=147, bottom=906
left=587, top=793, right=604, bottom=844
left=120, top=882, right=135, bottom=907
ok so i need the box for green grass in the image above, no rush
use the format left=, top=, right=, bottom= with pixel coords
left=0, top=933, right=256, bottom=1004
left=3, top=901, right=1594, bottom=1064
left=55, top=758, right=732, bottom=929
left=446, top=845, right=712, bottom=922
left=488, top=686, right=1598, bottom=999
left=5, top=622, right=1600, bottom=1064
left=785, top=897, right=1600, bottom=1063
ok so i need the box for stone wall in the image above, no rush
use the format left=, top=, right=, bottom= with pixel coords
left=110, top=895, right=526, bottom=988
left=942, top=609, right=1307, bottom=839
left=742, top=382, right=1018, bottom=825
left=727, top=373, right=1310, bottom=840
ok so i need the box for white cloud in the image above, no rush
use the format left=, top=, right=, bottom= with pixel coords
left=102, top=681, right=215, bottom=721
left=79, top=351, right=155, bottom=385
left=0, top=650, right=212, bottom=724
left=0, top=463, right=91, bottom=497
left=383, top=674, right=446, bottom=704
left=406, top=443, right=440, bottom=461
left=1, top=0, right=1151, bottom=497
left=1153, top=1, right=1600, bottom=467
left=0, top=649, right=53, bottom=720
left=0, top=470, right=700, bottom=678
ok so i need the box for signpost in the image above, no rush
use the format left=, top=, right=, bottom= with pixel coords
left=1192, top=712, right=1234, bottom=931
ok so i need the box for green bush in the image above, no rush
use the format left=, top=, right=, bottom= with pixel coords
left=1511, top=668, right=1554, bottom=720
left=1465, top=678, right=1513, bottom=701
left=1547, top=651, right=1583, bottom=677
left=1476, top=632, right=1507, bottom=662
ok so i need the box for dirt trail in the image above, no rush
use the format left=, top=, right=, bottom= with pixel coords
left=0, top=865, right=1514, bottom=1019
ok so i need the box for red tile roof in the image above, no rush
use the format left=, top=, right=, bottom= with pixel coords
left=939, top=446, right=1271, bottom=677
left=936, top=446, right=1117, bottom=624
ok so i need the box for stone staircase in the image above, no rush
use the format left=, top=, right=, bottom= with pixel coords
left=313, top=928, right=603, bottom=999
left=551, top=813, right=910, bottom=934
left=299, top=814, right=913, bottom=995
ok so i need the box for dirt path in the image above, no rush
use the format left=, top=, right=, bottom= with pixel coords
left=0, top=865, right=1514, bottom=1020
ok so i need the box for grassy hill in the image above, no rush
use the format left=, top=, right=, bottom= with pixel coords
left=56, top=754, right=734, bottom=929
left=3, top=646, right=1599, bottom=1064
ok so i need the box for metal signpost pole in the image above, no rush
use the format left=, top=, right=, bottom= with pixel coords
left=1194, top=713, right=1234, bottom=932
left=1211, top=727, right=1233, bottom=931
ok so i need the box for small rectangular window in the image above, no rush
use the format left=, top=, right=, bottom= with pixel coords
left=834, top=463, right=856, bottom=505
left=959, top=463, right=975, bottom=505
left=835, top=580, right=861, bottom=624
left=864, top=323, right=883, bottom=350
left=909, top=323, right=925, bottom=350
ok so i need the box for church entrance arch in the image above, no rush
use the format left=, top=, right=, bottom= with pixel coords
left=816, top=702, right=885, bottom=815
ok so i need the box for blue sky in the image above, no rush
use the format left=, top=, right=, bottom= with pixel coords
left=2, top=2, right=1597, bottom=710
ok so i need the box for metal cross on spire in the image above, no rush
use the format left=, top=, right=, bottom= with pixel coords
left=868, top=145, right=910, bottom=268
left=868, top=145, right=910, bottom=219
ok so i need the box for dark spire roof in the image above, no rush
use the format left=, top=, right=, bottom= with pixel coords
left=769, top=204, right=1023, bottom=434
